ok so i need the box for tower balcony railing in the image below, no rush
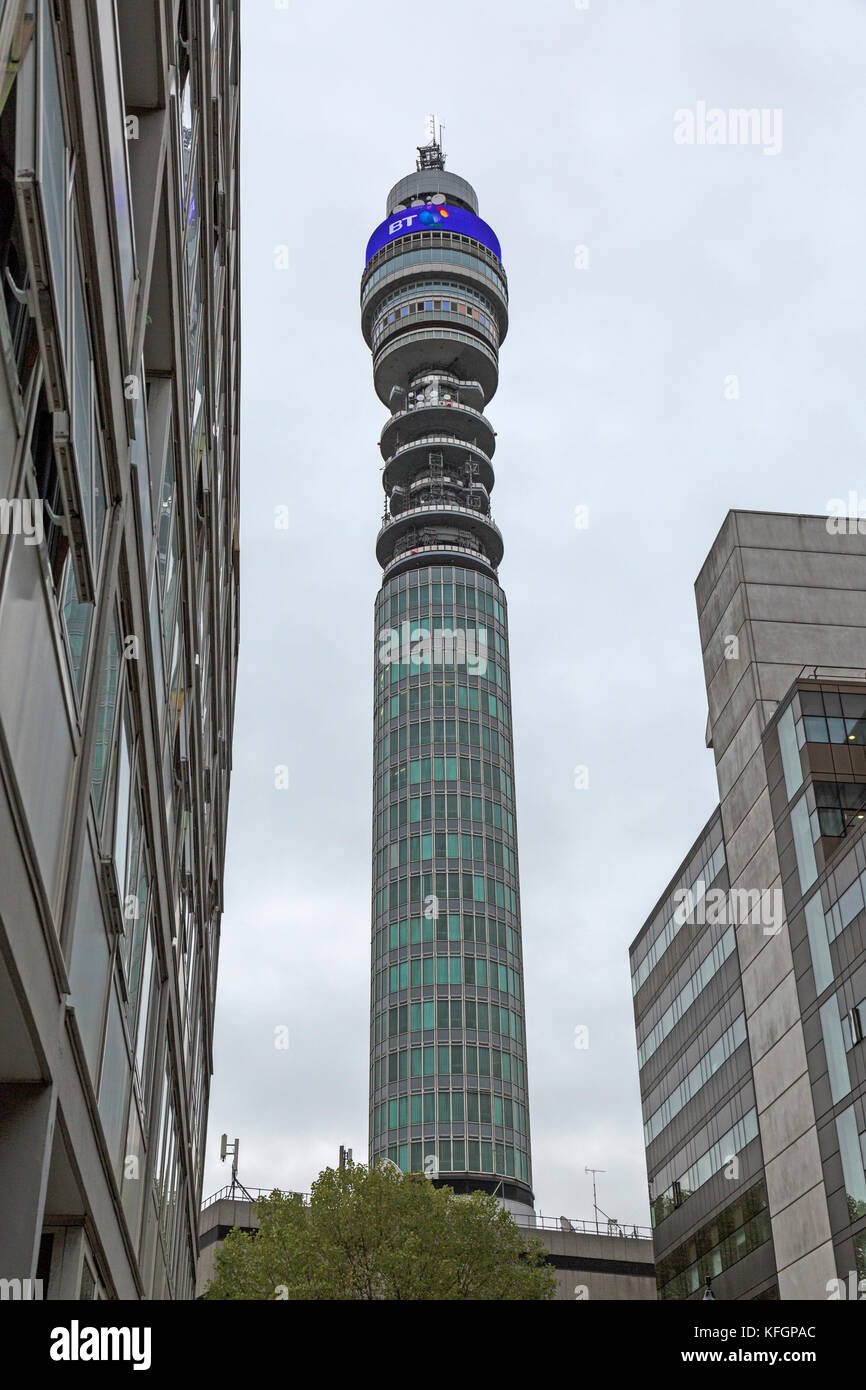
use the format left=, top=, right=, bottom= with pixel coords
left=377, top=502, right=504, bottom=573
left=372, top=307, right=499, bottom=359
left=390, top=473, right=490, bottom=499
left=385, top=434, right=492, bottom=464
left=361, top=230, right=508, bottom=301
left=373, top=329, right=499, bottom=406
left=377, top=500, right=502, bottom=543
left=374, top=327, right=498, bottom=367
left=407, top=369, right=483, bottom=395
left=383, top=436, right=495, bottom=494
left=364, top=272, right=509, bottom=346
left=388, top=481, right=490, bottom=518
left=381, top=539, right=497, bottom=582
left=362, top=248, right=509, bottom=325
left=380, top=398, right=495, bottom=463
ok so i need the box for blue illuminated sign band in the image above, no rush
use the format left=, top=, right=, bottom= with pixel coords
left=365, top=204, right=502, bottom=266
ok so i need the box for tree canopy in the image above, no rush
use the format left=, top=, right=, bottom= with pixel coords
left=204, top=1162, right=556, bottom=1301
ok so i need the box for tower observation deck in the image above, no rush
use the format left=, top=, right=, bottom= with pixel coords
left=362, top=129, right=534, bottom=1212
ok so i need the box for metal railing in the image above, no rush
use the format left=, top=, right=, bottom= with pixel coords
left=384, top=397, right=487, bottom=422
left=378, top=501, right=501, bottom=539
left=513, top=1214, right=653, bottom=1240
left=382, top=541, right=496, bottom=580
left=200, top=1185, right=651, bottom=1242
left=386, top=434, right=492, bottom=462
left=389, top=482, right=491, bottom=520
left=361, top=235, right=508, bottom=298
left=201, top=1185, right=308, bottom=1210
left=373, top=306, right=500, bottom=356
left=374, top=326, right=499, bottom=373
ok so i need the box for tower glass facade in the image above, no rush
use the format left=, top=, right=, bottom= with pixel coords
left=361, top=136, right=533, bottom=1209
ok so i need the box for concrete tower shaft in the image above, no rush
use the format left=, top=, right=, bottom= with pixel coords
left=362, top=141, right=534, bottom=1211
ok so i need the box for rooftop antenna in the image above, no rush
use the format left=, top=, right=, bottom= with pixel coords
left=585, top=1165, right=606, bottom=1235
left=220, top=1133, right=254, bottom=1202
left=417, top=113, right=445, bottom=171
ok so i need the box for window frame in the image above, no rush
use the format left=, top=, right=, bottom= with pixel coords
left=13, top=0, right=100, bottom=601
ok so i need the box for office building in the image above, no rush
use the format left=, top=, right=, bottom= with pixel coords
left=631, top=511, right=866, bottom=1299
left=0, top=0, right=240, bottom=1299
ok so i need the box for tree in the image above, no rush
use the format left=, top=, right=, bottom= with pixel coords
left=204, top=1162, right=556, bottom=1300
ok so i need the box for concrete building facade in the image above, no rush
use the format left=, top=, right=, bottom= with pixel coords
left=197, top=1188, right=655, bottom=1301
left=631, top=511, right=866, bottom=1299
left=526, top=1219, right=655, bottom=1301
left=0, top=0, right=240, bottom=1299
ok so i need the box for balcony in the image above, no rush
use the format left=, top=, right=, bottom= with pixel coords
left=376, top=500, right=504, bottom=570
left=389, top=476, right=490, bottom=518
left=362, top=259, right=509, bottom=346
left=381, top=538, right=497, bottom=582
left=373, top=328, right=498, bottom=407
left=372, top=302, right=499, bottom=366
left=383, top=435, right=494, bottom=494
left=361, top=231, right=508, bottom=310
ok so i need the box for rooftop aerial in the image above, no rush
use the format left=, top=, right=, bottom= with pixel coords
left=416, top=112, right=445, bottom=170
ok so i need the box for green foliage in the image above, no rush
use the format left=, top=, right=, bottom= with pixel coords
left=205, top=1163, right=555, bottom=1301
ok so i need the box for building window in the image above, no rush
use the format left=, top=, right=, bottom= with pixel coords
left=777, top=704, right=803, bottom=801
left=90, top=614, right=122, bottom=820
left=177, top=0, right=195, bottom=189
left=36, top=0, right=67, bottom=354
left=790, top=793, right=818, bottom=893
left=68, top=231, right=108, bottom=579
left=112, top=705, right=133, bottom=889
left=93, top=0, right=136, bottom=319
left=800, top=688, right=866, bottom=746
left=61, top=561, right=93, bottom=698
left=835, top=1106, right=866, bottom=1224
left=841, top=999, right=866, bottom=1051
left=8, top=3, right=112, bottom=603
left=656, top=1184, right=771, bottom=1299
left=28, top=389, right=68, bottom=587
left=0, top=6, right=38, bottom=396
left=819, top=996, right=851, bottom=1105
left=814, top=780, right=866, bottom=840
left=97, top=981, right=132, bottom=1181
left=803, top=891, right=833, bottom=995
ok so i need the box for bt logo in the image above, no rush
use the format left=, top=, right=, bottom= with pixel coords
left=387, top=204, right=450, bottom=235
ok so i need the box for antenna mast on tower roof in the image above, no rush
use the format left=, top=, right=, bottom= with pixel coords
left=416, top=113, right=445, bottom=171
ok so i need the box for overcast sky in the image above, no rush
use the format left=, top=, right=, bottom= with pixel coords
left=202, top=0, right=866, bottom=1225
